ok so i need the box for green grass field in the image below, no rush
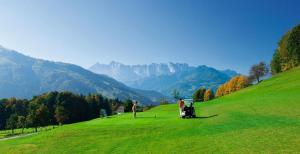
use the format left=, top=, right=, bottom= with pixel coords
left=0, top=67, right=300, bottom=153
left=0, top=126, right=55, bottom=139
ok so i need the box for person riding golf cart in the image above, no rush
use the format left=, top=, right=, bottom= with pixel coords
left=181, top=99, right=196, bottom=118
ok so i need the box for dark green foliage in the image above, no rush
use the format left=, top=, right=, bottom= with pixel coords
left=271, top=24, right=300, bottom=74
left=55, top=105, right=69, bottom=125
left=55, top=92, right=88, bottom=124
left=270, top=51, right=282, bottom=74
left=85, top=94, right=101, bottom=119
left=193, top=87, right=206, bottom=102
left=17, top=116, right=26, bottom=133
left=26, top=100, right=44, bottom=132
left=123, top=99, right=133, bottom=112
left=0, top=91, right=131, bottom=130
left=43, top=92, right=59, bottom=125
left=6, top=114, right=18, bottom=133
left=0, top=98, right=29, bottom=130
left=0, top=102, right=6, bottom=129
left=36, top=104, right=50, bottom=127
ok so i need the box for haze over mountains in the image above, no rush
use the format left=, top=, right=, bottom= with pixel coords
left=90, top=62, right=238, bottom=97
left=0, top=43, right=238, bottom=103
left=0, top=46, right=164, bottom=105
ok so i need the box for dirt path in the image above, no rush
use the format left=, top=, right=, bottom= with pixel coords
left=0, top=133, right=35, bottom=141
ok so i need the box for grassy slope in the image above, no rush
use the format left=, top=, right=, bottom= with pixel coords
left=0, top=67, right=300, bottom=153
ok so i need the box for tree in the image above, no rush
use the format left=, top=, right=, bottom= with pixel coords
left=193, top=87, right=206, bottom=102
left=26, top=109, right=38, bottom=132
left=56, top=92, right=89, bottom=123
left=36, top=105, right=49, bottom=127
left=249, top=61, right=268, bottom=83
left=216, top=84, right=225, bottom=97
left=236, top=75, right=249, bottom=90
left=44, top=92, right=58, bottom=125
left=26, top=98, right=50, bottom=132
left=225, top=76, right=239, bottom=93
left=0, top=91, right=128, bottom=131
left=172, top=89, right=180, bottom=100
left=55, top=105, right=69, bottom=126
left=216, top=75, right=250, bottom=97
left=86, top=94, right=101, bottom=119
left=17, top=116, right=26, bottom=134
left=270, top=51, right=282, bottom=74
left=0, top=102, right=6, bottom=130
left=271, top=23, right=300, bottom=73
left=6, top=114, right=18, bottom=134
left=204, top=89, right=214, bottom=101
left=124, top=99, right=133, bottom=112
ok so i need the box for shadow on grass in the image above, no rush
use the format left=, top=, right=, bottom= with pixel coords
left=195, top=114, right=218, bottom=119
left=135, top=115, right=219, bottom=119
left=135, top=116, right=158, bottom=119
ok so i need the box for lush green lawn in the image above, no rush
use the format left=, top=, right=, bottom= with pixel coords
left=0, top=67, right=300, bottom=153
left=0, top=126, right=55, bottom=139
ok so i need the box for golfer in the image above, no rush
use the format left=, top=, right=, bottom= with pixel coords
left=178, top=98, right=185, bottom=117
left=132, top=101, right=138, bottom=118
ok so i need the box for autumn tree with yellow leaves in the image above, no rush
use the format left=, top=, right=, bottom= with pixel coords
left=204, top=89, right=214, bottom=101
left=216, top=75, right=249, bottom=97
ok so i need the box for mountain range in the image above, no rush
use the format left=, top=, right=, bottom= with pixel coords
left=0, top=46, right=164, bottom=105
left=89, top=62, right=239, bottom=97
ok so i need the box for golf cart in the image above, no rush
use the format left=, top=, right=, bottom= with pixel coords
left=181, top=99, right=196, bottom=118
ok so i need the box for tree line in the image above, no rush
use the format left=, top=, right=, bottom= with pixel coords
left=193, top=87, right=215, bottom=102
left=0, top=91, right=135, bottom=133
left=193, top=61, right=269, bottom=102
left=192, top=75, right=249, bottom=102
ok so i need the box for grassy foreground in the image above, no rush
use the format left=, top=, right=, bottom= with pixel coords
left=0, top=126, right=54, bottom=139
left=0, top=67, right=300, bottom=153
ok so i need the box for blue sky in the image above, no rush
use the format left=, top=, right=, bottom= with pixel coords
left=0, top=0, right=299, bottom=74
